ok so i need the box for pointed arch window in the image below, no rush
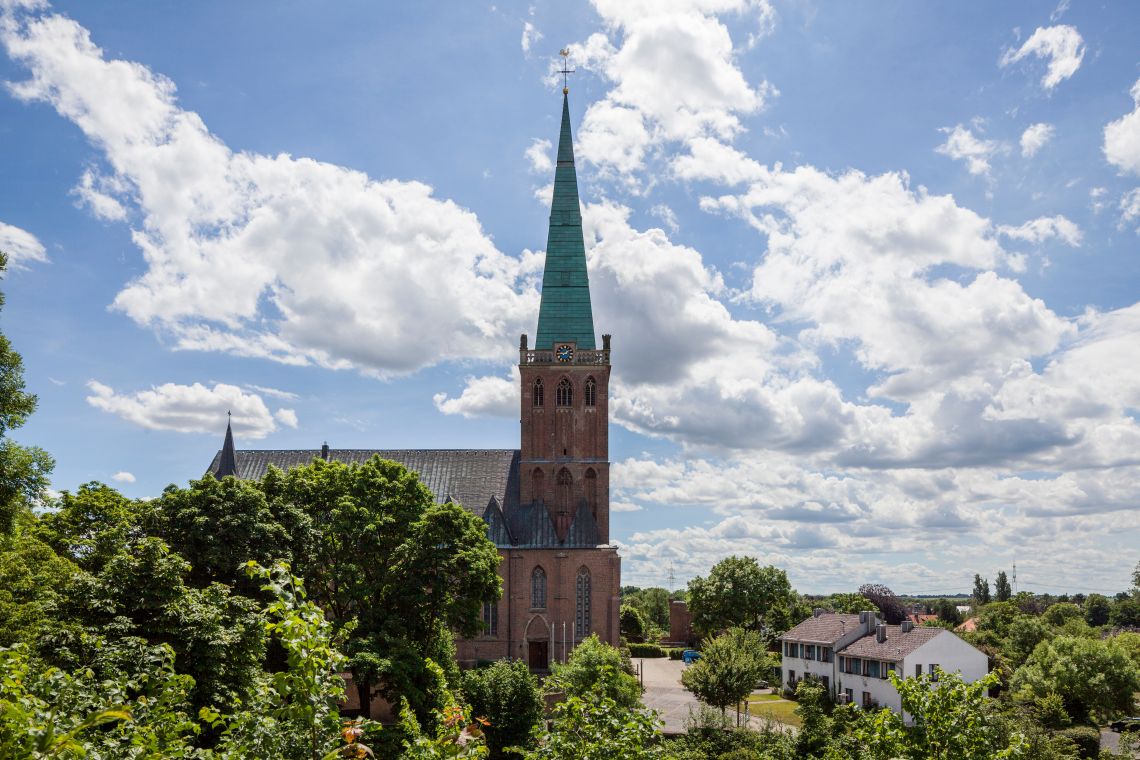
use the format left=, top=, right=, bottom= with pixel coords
left=585, top=377, right=597, bottom=406
left=532, top=468, right=545, bottom=504
left=557, top=468, right=572, bottom=512
left=533, top=378, right=544, bottom=407
left=557, top=378, right=572, bottom=407
left=531, top=566, right=547, bottom=609
left=575, top=567, right=591, bottom=639
left=482, top=601, right=498, bottom=636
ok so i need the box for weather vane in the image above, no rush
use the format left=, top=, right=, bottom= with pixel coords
left=559, top=48, right=574, bottom=94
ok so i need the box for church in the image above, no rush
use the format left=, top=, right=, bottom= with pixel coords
left=207, top=88, right=620, bottom=671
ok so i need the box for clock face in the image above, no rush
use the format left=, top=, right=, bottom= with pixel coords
left=556, top=344, right=575, bottom=363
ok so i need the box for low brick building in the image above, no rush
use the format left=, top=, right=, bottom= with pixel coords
left=206, top=89, right=620, bottom=671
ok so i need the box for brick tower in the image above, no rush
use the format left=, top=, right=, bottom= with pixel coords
left=519, top=89, right=611, bottom=546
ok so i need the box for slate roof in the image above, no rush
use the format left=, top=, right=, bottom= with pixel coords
left=204, top=447, right=603, bottom=550
left=837, top=625, right=945, bottom=662
left=535, top=92, right=596, bottom=351
left=781, top=614, right=864, bottom=644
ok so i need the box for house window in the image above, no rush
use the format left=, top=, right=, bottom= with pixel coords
left=838, top=656, right=845, bottom=671
left=867, top=660, right=880, bottom=679
left=531, top=566, right=547, bottom=609
left=533, top=378, right=544, bottom=406
left=844, top=688, right=853, bottom=704
left=862, top=691, right=872, bottom=708
left=929, top=664, right=939, bottom=682
left=557, top=378, right=572, bottom=406
left=821, top=676, right=829, bottom=692
left=788, top=670, right=796, bottom=687
left=575, top=567, right=591, bottom=638
left=482, top=601, right=498, bottom=636
left=882, top=663, right=893, bottom=679
left=585, top=377, right=597, bottom=406
left=806, top=645, right=815, bottom=660
left=915, top=664, right=922, bottom=678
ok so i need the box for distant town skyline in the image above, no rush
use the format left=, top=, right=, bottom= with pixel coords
left=2, top=0, right=1138, bottom=595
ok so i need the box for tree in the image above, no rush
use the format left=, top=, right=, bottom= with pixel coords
left=620, top=604, right=647, bottom=643
left=826, top=592, right=870, bottom=614
left=461, top=659, right=543, bottom=759
left=1011, top=635, right=1140, bottom=722
left=623, top=587, right=670, bottom=631
left=1041, top=602, right=1081, bottom=627
left=154, top=474, right=300, bottom=591
left=849, top=669, right=1027, bottom=759
left=793, top=677, right=833, bottom=757
left=687, top=556, right=795, bottom=635
left=271, top=455, right=502, bottom=721
left=551, top=634, right=641, bottom=709
left=858, top=584, right=908, bottom=625
left=972, top=574, right=991, bottom=606
left=994, top=571, right=1012, bottom=602
left=525, top=681, right=665, bottom=760
left=1111, top=597, right=1140, bottom=627
left=35, top=481, right=143, bottom=573
left=0, top=252, right=53, bottom=536
left=1083, top=593, right=1110, bottom=627
left=936, top=599, right=962, bottom=626
left=1002, top=616, right=1053, bottom=670
left=0, top=529, right=79, bottom=646
left=681, top=627, right=766, bottom=717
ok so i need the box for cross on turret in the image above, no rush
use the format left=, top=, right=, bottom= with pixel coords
left=558, top=48, right=575, bottom=94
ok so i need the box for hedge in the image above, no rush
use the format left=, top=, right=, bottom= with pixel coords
left=1052, top=726, right=1099, bottom=759
left=628, top=643, right=666, bottom=658
left=667, top=648, right=686, bottom=660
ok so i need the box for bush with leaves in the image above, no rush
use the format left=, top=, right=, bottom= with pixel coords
left=551, top=634, right=641, bottom=709
left=688, top=556, right=797, bottom=636
left=1011, top=635, right=1140, bottom=723
left=620, top=604, right=647, bottom=643
left=680, top=627, right=766, bottom=718
left=461, top=659, right=542, bottom=759
left=525, top=676, right=665, bottom=760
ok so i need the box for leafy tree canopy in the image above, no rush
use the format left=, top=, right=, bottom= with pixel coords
left=461, top=659, right=543, bottom=759
left=551, top=634, right=641, bottom=710
left=1012, top=635, right=1140, bottom=723
left=680, top=627, right=766, bottom=716
left=688, top=556, right=796, bottom=636
left=858, top=584, right=908, bottom=625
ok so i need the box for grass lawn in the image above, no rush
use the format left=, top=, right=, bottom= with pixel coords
left=745, top=694, right=802, bottom=728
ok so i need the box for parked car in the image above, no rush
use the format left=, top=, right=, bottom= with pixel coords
left=682, top=649, right=701, bottom=665
left=1110, top=717, right=1140, bottom=732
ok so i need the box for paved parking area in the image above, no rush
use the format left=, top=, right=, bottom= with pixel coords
left=637, top=657, right=698, bottom=734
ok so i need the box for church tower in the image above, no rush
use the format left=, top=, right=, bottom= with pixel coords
left=519, top=89, right=611, bottom=544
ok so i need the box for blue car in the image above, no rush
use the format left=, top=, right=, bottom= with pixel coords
left=682, top=650, right=701, bottom=665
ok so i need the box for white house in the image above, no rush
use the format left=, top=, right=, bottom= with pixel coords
left=781, top=610, right=989, bottom=720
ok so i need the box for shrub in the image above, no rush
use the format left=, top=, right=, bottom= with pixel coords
left=668, top=647, right=686, bottom=660
left=461, top=658, right=543, bottom=759
left=1052, top=726, right=1099, bottom=759
left=629, top=642, right=666, bottom=658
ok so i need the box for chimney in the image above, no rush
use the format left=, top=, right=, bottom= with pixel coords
left=901, top=621, right=914, bottom=633
left=321, top=442, right=330, bottom=461
left=813, top=608, right=825, bottom=618
left=876, top=623, right=887, bottom=643
left=860, top=610, right=878, bottom=633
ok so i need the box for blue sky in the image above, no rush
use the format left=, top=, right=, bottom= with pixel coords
left=2, top=0, right=1138, bottom=595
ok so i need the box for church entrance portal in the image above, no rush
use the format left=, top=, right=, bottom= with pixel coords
left=528, top=640, right=549, bottom=670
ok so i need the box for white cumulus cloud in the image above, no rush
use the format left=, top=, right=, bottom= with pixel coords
left=999, top=25, right=1085, bottom=91
left=0, top=220, right=47, bottom=267
left=1020, top=122, right=1055, bottom=158
left=1104, top=78, right=1140, bottom=177
left=935, top=124, right=1003, bottom=176
left=86, top=380, right=296, bottom=439
left=433, top=367, right=519, bottom=418
left=998, top=215, right=1082, bottom=246
left=1, top=9, right=540, bottom=377
left=111, top=471, right=135, bottom=483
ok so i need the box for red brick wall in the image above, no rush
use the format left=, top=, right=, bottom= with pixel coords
left=670, top=600, right=693, bottom=645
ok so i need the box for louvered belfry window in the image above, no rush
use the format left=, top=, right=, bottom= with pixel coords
left=585, top=377, right=596, bottom=406
left=533, top=378, right=544, bottom=406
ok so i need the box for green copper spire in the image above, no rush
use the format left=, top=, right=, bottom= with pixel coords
left=535, top=92, right=596, bottom=350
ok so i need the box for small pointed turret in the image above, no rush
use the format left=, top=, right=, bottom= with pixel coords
left=535, top=91, right=596, bottom=350
left=215, top=414, right=237, bottom=478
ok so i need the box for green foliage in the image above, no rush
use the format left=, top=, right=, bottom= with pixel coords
left=1011, top=635, right=1140, bottom=722
left=825, top=592, right=871, bottom=614
left=525, top=684, right=664, bottom=760
left=666, top=648, right=685, bottom=660
left=974, top=601, right=1022, bottom=641
left=551, top=634, right=641, bottom=709
left=270, top=456, right=501, bottom=720
left=0, top=254, right=54, bottom=536
left=0, top=529, right=78, bottom=646
left=399, top=675, right=489, bottom=759
left=460, top=659, right=542, bottom=759
left=935, top=599, right=963, bottom=625
left=972, top=574, right=991, bottom=606
left=1042, top=603, right=1082, bottom=627
left=621, top=587, right=671, bottom=631
left=1051, top=726, right=1099, bottom=759
left=1110, top=597, right=1140, bottom=627
left=155, top=475, right=301, bottom=591
left=793, top=677, right=833, bottom=757
left=1082, top=593, right=1110, bottom=626
left=995, top=571, right=1012, bottom=602
left=620, top=604, right=647, bottom=643
left=847, top=669, right=1027, bottom=759
left=35, top=481, right=144, bottom=574
left=1002, top=615, right=1054, bottom=669
left=627, top=642, right=665, bottom=658
left=688, top=556, right=795, bottom=636
left=1112, top=631, right=1140, bottom=666
left=680, top=627, right=766, bottom=715
left=1032, top=692, right=1071, bottom=730
left=671, top=703, right=794, bottom=760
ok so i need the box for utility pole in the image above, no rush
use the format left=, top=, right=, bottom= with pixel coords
left=1012, top=562, right=1018, bottom=595
left=668, top=563, right=675, bottom=592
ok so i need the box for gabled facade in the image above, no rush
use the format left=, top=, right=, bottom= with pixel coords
left=206, top=89, right=620, bottom=671
left=781, top=611, right=989, bottom=721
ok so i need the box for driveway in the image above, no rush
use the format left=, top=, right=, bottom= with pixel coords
left=637, top=657, right=699, bottom=734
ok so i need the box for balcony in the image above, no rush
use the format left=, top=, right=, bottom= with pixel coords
left=520, top=349, right=610, bottom=366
